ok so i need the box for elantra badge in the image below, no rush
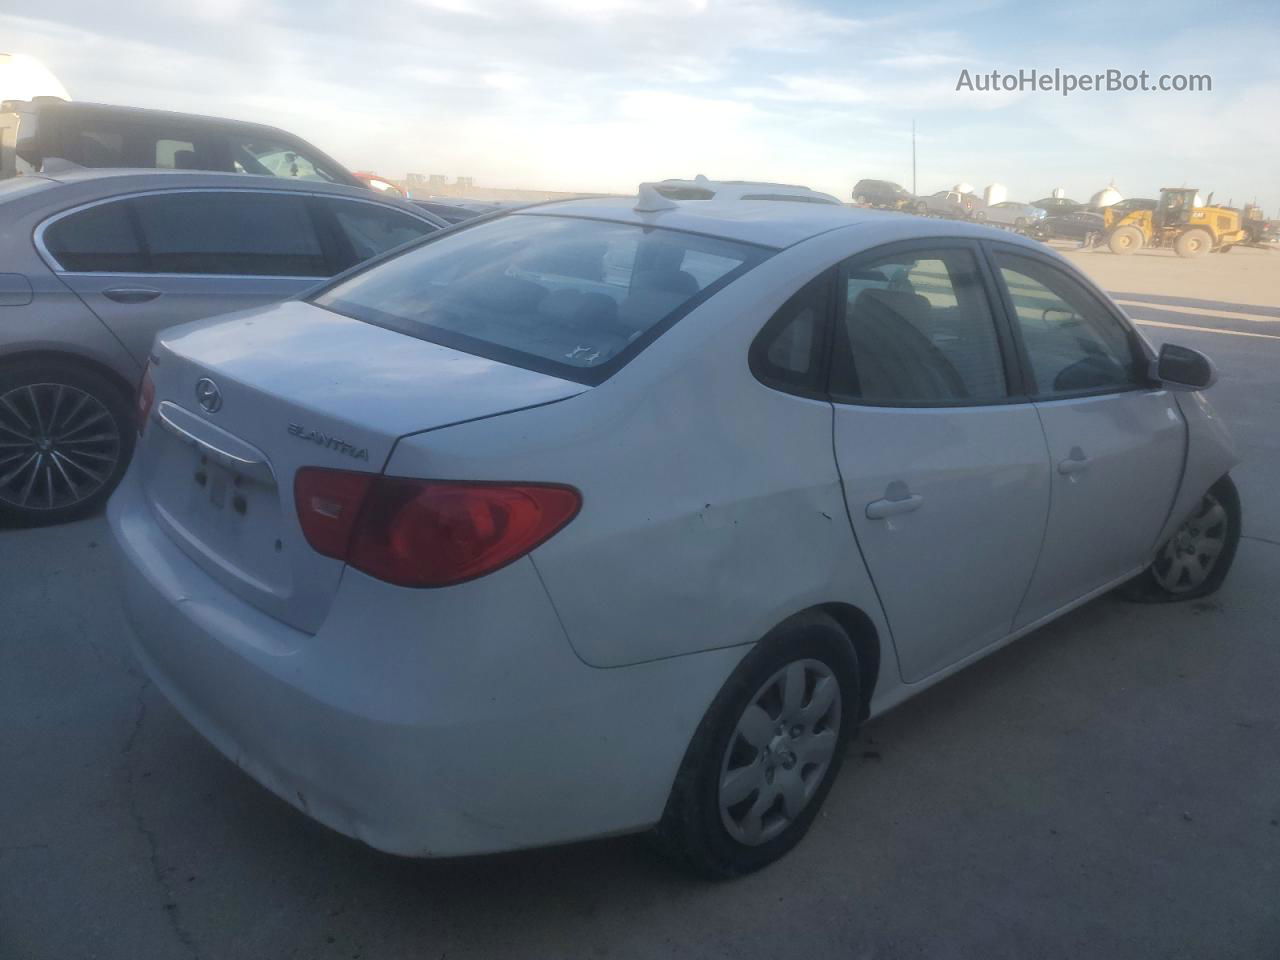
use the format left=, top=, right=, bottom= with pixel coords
left=288, top=423, right=370, bottom=461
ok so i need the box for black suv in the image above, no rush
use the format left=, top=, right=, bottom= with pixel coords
left=852, top=178, right=912, bottom=209
left=0, top=98, right=362, bottom=188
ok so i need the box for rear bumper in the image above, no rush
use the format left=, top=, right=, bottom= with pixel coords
left=108, top=464, right=743, bottom=857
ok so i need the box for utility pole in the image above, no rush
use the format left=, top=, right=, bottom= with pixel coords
left=911, top=119, right=917, bottom=195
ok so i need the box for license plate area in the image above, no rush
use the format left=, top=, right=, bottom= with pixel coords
left=143, top=416, right=290, bottom=597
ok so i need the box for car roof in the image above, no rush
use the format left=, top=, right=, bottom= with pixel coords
left=517, top=194, right=1047, bottom=251
left=653, top=177, right=842, bottom=206
left=3, top=98, right=296, bottom=137
left=15, top=166, right=403, bottom=201
left=0, top=168, right=447, bottom=225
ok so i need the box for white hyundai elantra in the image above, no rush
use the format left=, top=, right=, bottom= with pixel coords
left=109, top=188, right=1239, bottom=877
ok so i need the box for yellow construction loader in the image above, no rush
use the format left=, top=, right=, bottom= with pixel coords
left=1106, top=188, right=1249, bottom=257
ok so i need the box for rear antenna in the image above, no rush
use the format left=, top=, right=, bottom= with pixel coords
left=634, top=183, right=677, bottom=213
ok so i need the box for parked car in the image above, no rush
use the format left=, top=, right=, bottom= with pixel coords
left=1105, top=197, right=1156, bottom=216
left=110, top=195, right=1238, bottom=878
left=913, top=190, right=984, bottom=219
left=653, top=175, right=841, bottom=205
left=1031, top=209, right=1105, bottom=242
left=0, top=98, right=364, bottom=188
left=1031, top=197, right=1085, bottom=215
left=0, top=168, right=446, bottom=525
left=851, top=178, right=912, bottom=209
left=983, top=201, right=1048, bottom=231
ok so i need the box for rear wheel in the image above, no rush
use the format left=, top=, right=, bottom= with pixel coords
left=1109, top=225, right=1143, bottom=255
left=915, top=201, right=929, bottom=216
left=0, top=363, right=134, bottom=527
left=654, top=612, right=858, bottom=879
left=1120, top=476, right=1240, bottom=602
left=854, top=194, right=869, bottom=205
left=1175, top=228, right=1212, bottom=258
left=1014, top=217, right=1028, bottom=232
left=972, top=210, right=986, bottom=222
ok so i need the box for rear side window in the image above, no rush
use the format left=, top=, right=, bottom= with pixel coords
left=132, top=192, right=328, bottom=276
left=749, top=272, right=832, bottom=396
left=44, top=202, right=146, bottom=272
left=831, top=247, right=1008, bottom=405
left=323, top=199, right=437, bottom=268
left=313, top=214, right=769, bottom=385
left=155, top=138, right=197, bottom=169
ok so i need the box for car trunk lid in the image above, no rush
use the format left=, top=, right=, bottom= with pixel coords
left=137, top=300, right=584, bottom=633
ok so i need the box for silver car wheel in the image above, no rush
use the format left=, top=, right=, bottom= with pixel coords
left=718, top=659, right=842, bottom=846
left=1152, top=493, right=1229, bottom=593
left=0, top=382, right=122, bottom=511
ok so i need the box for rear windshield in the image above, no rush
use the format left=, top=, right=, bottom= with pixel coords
left=312, top=213, right=770, bottom=385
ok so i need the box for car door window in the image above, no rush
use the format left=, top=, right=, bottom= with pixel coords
left=231, top=138, right=341, bottom=183
left=749, top=272, right=832, bottom=395
left=994, top=252, right=1142, bottom=397
left=325, top=199, right=437, bottom=267
left=155, top=138, right=197, bottom=169
left=831, top=247, right=1008, bottom=404
left=132, top=191, right=328, bottom=276
left=43, top=201, right=147, bottom=272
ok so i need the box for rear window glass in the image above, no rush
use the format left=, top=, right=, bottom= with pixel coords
left=313, top=214, right=770, bottom=384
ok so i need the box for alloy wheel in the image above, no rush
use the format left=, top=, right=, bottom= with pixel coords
left=0, top=382, right=122, bottom=511
left=1152, top=493, right=1229, bottom=593
left=718, top=659, right=842, bottom=846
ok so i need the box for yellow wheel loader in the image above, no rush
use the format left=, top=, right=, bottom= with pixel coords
left=1105, top=188, right=1249, bottom=258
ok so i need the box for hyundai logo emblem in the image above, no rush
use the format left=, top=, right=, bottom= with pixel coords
left=195, top=378, right=223, bottom=414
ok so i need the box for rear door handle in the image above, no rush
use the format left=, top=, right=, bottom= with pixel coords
left=103, top=287, right=162, bottom=304
left=866, top=493, right=924, bottom=519
left=1057, top=447, right=1091, bottom=476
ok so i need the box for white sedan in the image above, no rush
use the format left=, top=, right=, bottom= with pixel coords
left=110, top=189, right=1239, bottom=878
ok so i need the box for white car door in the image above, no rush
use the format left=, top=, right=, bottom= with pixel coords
left=830, top=241, right=1052, bottom=682
left=987, top=246, right=1185, bottom=627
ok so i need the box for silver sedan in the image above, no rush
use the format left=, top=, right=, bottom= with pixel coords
left=983, top=201, right=1048, bottom=231
left=0, top=168, right=446, bottom=527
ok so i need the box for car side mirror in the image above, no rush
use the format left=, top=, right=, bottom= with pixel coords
left=1153, top=343, right=1216, bottom=390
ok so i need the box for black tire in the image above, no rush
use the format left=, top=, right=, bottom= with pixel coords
left=653, top=611, right=859, bottom=879
left=1015, top=217, right=1028, bottom=231
left=1119, top=475, right=1241, bottom=603
left=1175, top=228, right=1212, bottom=258
left=854, top=194, right=868, bottom=205
left=915, top=201, right=929, bottom=216
left=0, top=362, right=135, bottom=528
left=972, top=210, right=986, bottom=222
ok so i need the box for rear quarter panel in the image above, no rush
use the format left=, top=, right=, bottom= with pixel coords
left=384, top=228, right=895, bottom=671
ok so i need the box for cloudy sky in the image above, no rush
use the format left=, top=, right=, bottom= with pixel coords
left=4, top=0, right=1279, bottom=210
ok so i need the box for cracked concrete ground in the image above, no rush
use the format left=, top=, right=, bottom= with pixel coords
left=2, top=248, right=1278, bottom=959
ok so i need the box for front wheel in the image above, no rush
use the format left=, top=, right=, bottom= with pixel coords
left=1120, top=476, right=1241, bottom=602
left=654, top=612, right=858, bottom=878
left=915, top=201, right=929, bottom=216
left=1109, top=225, right=1143, bottom=255
left=1175, top=228, right=1212, bottom=258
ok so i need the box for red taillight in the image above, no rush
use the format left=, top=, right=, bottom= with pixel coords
left=136, top=364, right=156, bottom=435
left=294, top=469, right=581, bottom=588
